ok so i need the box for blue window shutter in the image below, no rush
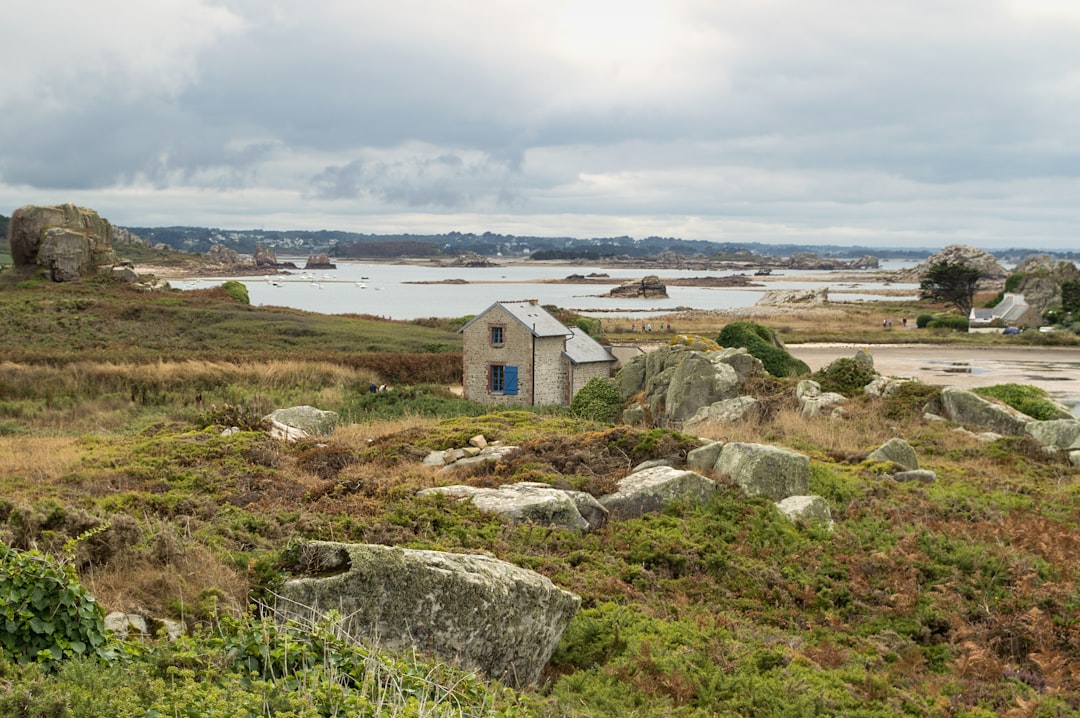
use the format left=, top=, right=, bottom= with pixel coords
left=505, top=365, right=518, bottom=395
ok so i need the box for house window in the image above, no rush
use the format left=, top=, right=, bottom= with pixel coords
left=488, top=364, right=518, bottom=395
left=490, top=325, right=504, bottom=346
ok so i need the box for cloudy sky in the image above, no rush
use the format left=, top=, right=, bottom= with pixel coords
left=3, top=1, right=1080, bottom=249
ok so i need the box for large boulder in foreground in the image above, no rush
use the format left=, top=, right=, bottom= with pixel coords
left=275, top=542, right=579, bottom=688
left=418, top=482, right=608, bottom=532
left=8, top=204, right=117, bottom=281
left=713, top=442, right=810, bottom=500
left=598, top=466, right=717, bottom=520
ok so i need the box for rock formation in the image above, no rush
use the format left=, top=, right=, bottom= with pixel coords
left=598, top=466, right=718, bottom=520
left=204, top=244, right=244, bottom=266
left=418, top=482, right=608, bottom=532
left=756, top=288, right=829, bottom=306
left=796, top=380, right=847, bottom=419
left=1010, top=256, right=1080, bottom=318
left=8, top=204, right=117, bottom=281
left=275, top=541, right=580, bottom=688
left=712, top=442, right=810, bottom=500
left=263, top=406, right=339, bottom=441
left=910, top=244, right=1008, bottom=281
left=305, top=252, right=337, bottom=269
left=616, top=343, right=764, bottom=426
left=253, top=245, right=278, bottom=267
left=606, top=275, right=668, bottom=298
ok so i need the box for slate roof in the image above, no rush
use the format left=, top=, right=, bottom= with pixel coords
left=459, top=301, right=571, bottom=337
left=564, top=328, right=616, bottom=365
left=969, top=293, right=1030, bottom=324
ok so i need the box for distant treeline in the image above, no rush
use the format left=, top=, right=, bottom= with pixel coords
left=336, top=241, right=442, bottom=258
left=38, top=220, right=1080, bottom=263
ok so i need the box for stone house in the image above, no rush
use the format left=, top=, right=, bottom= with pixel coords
left=969, top=293, right=1037, bottom=330
left=459, top=300, right=616, bottom=406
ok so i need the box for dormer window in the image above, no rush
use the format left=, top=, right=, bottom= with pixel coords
left=490, top=325, right=505, bottom=346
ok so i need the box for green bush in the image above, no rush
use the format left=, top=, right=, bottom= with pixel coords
left=926, top=315, right=969, bottom=331
left=973, top=384, right=1065, bottom=421
left=1004, top=272, right=1026, bottom=293
left=718, top=322, right=809, bottom=377
left=570, top=377, right=623, bottom=423
left=812, top=357, right=878, bottom=397
left=220, top=280, right=250, bottom=305
left=1062, top=279, right=1080, bottom=314
left=916, top=313, right=934, bottom=329
left=0, top=542, right=113, bottom=667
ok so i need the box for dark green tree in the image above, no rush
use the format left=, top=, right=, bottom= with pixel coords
left=918, top=261, right=983, bottom=316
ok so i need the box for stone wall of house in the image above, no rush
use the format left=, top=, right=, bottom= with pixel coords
left=533, top=335, right=568, bottom=406
left=462, top=304, right=536, bottom=406
left=568, top=359, right=613, bottom=403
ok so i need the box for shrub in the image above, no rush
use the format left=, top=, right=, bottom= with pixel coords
left=926, top=315, right=969, bottom=331
left=1004, top=272, right=1026, bottom=293
left=916, top=313, right=934, bottom=329
left=812, top=357, right=878, bottom=397
left=570, top=377, right=623, bottom=423
left=973, top=384, right=1065, bottom=421
left=220, top=281, right=250, bottom=305
left=1062, top=279, right=1080, bottom=314
left=0, top=542, right=113, bottom=667
left=718, top=322, right=810, bottom=377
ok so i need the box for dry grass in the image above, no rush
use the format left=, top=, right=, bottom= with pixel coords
left=0, top=436, right=83, bottom=493
left=82, top=539, right=249, bottom=620
left=332, top=415, right=442, bottom=447
left=694, top=399, right=904, bottom=457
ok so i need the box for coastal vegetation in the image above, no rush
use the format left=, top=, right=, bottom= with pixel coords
left=0, top=273, right=1078, bottom=715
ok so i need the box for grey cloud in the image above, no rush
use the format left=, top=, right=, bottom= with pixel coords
left=309, top=152, right=518, bottom=208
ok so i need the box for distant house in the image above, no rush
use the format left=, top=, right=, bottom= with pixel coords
left=969, top=293, right=1036, bottom=331
left=459, top=300, right=616, bottom=406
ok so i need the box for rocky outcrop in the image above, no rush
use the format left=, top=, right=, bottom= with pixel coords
left=927, top=387, right=1033, bottom=436
left=606, top=275, right=668, bottom=298
left=686, top=441, right=725, bottom=474
left=713, top=442, right=810, bottom=500
left=422, top=442, right=518, bottom=470
left=418, top=482, right=608, bottom=532
left=204, top=244, right=244, bottom=266
left=253, top=245, right=278, bottom=267
left=864, top=376, right=914, bottom=398
left=305, top=253, right=337, bottom=269
left=1025, top=420, right=1080, bottom=451
left=598, top=466, right=717, bottom=521
left=275, top=542, right=579, bottom=688
left=867, top=438, right=919, bottom=470
left=910, top=245, right=1007, bottom=281
left=104, top=611, right=184, bottom=641
left=756, top=288, right=828, bottom=306
left=796, top=380, right=847, bottom=419
left=264, top=406, right=339, bottom=441
left=683, top=396, right=761, bottom=433
left=776, top=495, right=833, bottom=528
left=8, top=204, right=117, bottom=281
left=616, top=344, right=764, bottom=426
left=1011, top=257, right=1080, bottom=318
